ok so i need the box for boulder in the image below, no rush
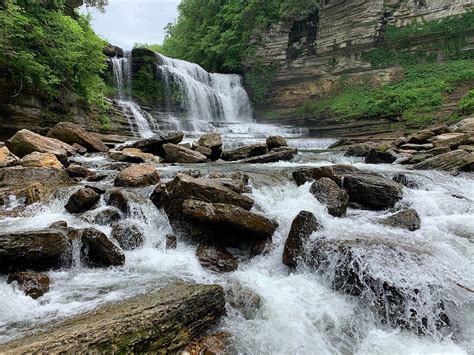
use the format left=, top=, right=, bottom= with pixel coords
left=18, top=182, right=50, bottom=205
left=66, top=164, right=97, bottom=180
left=310, top=178, right=349, bottom=217
left=399, top=143, right=434, bottom=151
left=238, top=147, right=297, bottom=164
left=197, top=133, right=222, bottom=160
left=430, top=133, right=469, bottom=149
left=195, top=145, right=213, bottom=157
left=365, top=148, right=398, bottom=164
left=413, top=150, right=474, bottom=171
left=111, top=221, right=144, bottom=250
left=80, top=228, right=125, bottom=267
left=182, top=199, right=277, bottom=243
left=7, top=271, right=49, bottom=299
left=392, top=173, right=419, bottom=189
left=93, top=207, right=122, bottom=225
left=0, top=146, right=18, bottom=167
left=106, top=188, right=133, bottom=214
left=19, top=152, right=63, bottom=170
left=0, top=283, right=225, bottom=353
left=128, top=132, right=184, bottom=156
left=292, top=165, right=359, bottom=186
left=344, top=142, right=376, bottom=157
left=151, top=173, right=254, bottom=216
left=305, top=237, right=449, bottom=332
left=379, top=209, right=421, bottom=231
left=427, top=124, right=452, bottom=135
left=451, top=117, right=474, bottom=133
left=225, top=282, right=262, bottom=316
left=282, top=211, right=321, bottom=267
left=0, top=166, right=72, bottom=187
left=425, top=146, right=451, bottom=156
left=0, top=229, right=69, bottom=272
left=182, top=332, right=232, bottom=355
left=72, top=143, right=87, bottom=155
left=65, top=187, right=101, bottom=214
left=6, top=129, right=75, bottom=162
left=163, top=143, right=207, bottom=163
left=114, top=164, right=160, bottom=187
left=342, top=173, right=403, bottom=210
left=108, top=148, right=161, bottom=164
left=266, top=136, right=287, bottom=150
left=221, top=144, right=267, bottom=161
left=406, top=130, right=435, bottom=144
left=196, top=244, right=238, bottom=273
left=47, top=122, right=108, bottom=152
left=166, top=234, right=177, bottom=249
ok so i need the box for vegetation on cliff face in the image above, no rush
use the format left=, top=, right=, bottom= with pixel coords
left=297, top=11, right=474, bottom=124
left=0, top=0, right=107, bottom=107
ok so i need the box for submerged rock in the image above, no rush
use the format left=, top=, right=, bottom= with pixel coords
left=93, top=207, right=122, bottom=225
left=111, top=221, right=144, bottom=250
left=114, top=164, right=160, bottom=187
left=0, top=229, right=69, bottom=272
left=48, top=122, right=108, bottom=152
left=182, top=332, right=233, bottom=355
left=80, top=228, right=125, bottom=267
left=282, top=211, right=321, bottom=267
left=65, top=187, right=101, bottom=214
left=7, top=271, right=50, bottom=299
left=221, top=143, right=267, bottom=161
left=163, top=143, right=208, bottom=163
left=225, top=282, right=262, bottom=316
left=379, top=209, right=421, bottom=231
left=16, top=182, right=50, bottom=205
left=0, top=283, right=225, bottom=353
left=310, top=178, right=349, bottom=217
left=196, top=244, right=238, bottom=273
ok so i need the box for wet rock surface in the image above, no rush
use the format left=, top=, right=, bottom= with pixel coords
left=310, top=178, right=349, bottom=217
left=65, top=187, right=101, bottom=214
left=127, top=132, right=184, bottom=156
left=79, top=227, right=125, bottom=267
left=114, top=164, right=160, bottom=187
left=379, top=209, right=421, bottom=231
left=196, top=243, right=238, bottom=273
left=0, top=166, right=72, bottom=187
left=163, top=143, right=208, bottom=163
left=0, top=283, right=226, bottom=353
left=221, top=143, right=267, bottom=161
left=266, top=135, right=287, bottom=150
left=7, top=271, right=50, bottom=299
left=111, top=221, right=144, bottom=250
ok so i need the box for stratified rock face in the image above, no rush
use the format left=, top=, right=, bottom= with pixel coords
left=65, top=187, right=101, bottom=214
left=413, top=149, right=474, bottom=171
left=163, top=143, right=208, bottom=163
left=182, top=199, right=277, bottom=242
left=114, top=164, right=160, bottom=187
left=282, top=211, right=321, bottom=268
left=5, top=129, right=75, bottom=162
left=0, top=166, right=72, bottom=188
left=80, top=228, right=125, bottom=267
left=379, top=209, right=421, bottom=231
left=0, top=283, right=226, bottom=353
left=111, top=221, right=144, bottom=250
left=7, top=271, right=50, bottom=299
left=0, top=229, right=69, bottom=272
left=48, top=122, right=108, bottom=152
left=19, top=152, right=63, bottom=170
left=310, top=178, right=349, bottom=217
left=196, top=244, right=238, bottom=273
left=221, top=144, right=268, bottom=161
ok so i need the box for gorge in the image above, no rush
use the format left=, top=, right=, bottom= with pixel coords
left=0, top=0, right=473, bottom=354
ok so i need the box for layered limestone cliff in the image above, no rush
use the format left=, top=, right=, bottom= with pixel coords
left=249, top=0, right=474, bottom=136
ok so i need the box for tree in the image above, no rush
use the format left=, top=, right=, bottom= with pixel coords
left=84, top=0, right=108, bottom=12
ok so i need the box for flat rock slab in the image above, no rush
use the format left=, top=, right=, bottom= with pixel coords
left=0, top=166, right=72, bottom=187
left=413, top=149, right=474, bottom=171
left=0, top=283, right=225, bottom=354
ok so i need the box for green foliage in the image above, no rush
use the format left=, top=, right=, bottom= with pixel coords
left=133, top=43, right=164, bottom=52
left=244, top=63, right=277, bottom=106
left=458, top=89, right=474, bottom=115
left=296, top=60, right=474, bottom=123
left=0, top=0, right=107, bottom=107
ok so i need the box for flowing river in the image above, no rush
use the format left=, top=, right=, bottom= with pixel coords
left=0, top=53, right=473, bottom=354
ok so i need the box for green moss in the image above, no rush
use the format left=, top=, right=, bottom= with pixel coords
left=458, top=89, right=474, bottom=115
left=244, top=63, right=277, bottom=106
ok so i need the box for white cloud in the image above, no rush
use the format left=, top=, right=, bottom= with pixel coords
left=82, top=0, right=181, bottom=49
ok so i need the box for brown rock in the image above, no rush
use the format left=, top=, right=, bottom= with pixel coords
left=292, top=165, right=359, bottom=186
left=365, top=148, right=397, bottom=164
left=195, top=145, right=213, bottom=157
left=66, top=164, right=97, bottom=179
left=19, top=152, right=63, bottom=170
left=108, top=148, right=161, bottom=164
left=310, top=178, right=349, bottom=217
left=48, top=122, right=108, bottom=152
left=266, top=136, right=288, bottom=150
left=127, top=132, right=184, bottom=156
left=344, top=142, right=376, bottom=157
left=166, top=234, right=177, bottom=249
left=93, top=207, right=122, bottom=225
left=238, top=147, right=297, bottom=164
left=7, top=272, right=49, bottom=299
left=65, top=187, right=100, bottom=214
left=0, top=166, right=71, bottom=188
left=413, top=150, right=474, bottom=171
left=72, top=143, right=87, bottom=155
left=451, top=117, right=474, bottom=133
left=221, top=144, right=267, bottom=161
left=379, top=209, right=421, bottom=231
left=163, top=143, right=207, bottom=163
left=111, top=221, right=144, bottom=250
left=196, top=244, right=238, bottom=273
left=430, top=133, right=469, bottom=149
left=182, top=332, right=232, bottom=355
left=6, top=129, right=75, bottom=162
left=282, top=211, right=321, bottom=267
left=114, top=164, right=160, bottom=187
left=0, top=146, right=18, bottom=167
left=406, top=130, right=435, bottom=144
left=197, top=133, right=222, bottom=160
left=80, top=228, right=125, bottom=267
left=19, top=182, right=50, bottom=205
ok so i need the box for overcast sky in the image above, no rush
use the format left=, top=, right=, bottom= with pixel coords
left=81, top=0, right=181, bottom=50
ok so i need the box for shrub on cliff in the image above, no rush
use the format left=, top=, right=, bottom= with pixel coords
left=0, top=0, right=107, bottom=107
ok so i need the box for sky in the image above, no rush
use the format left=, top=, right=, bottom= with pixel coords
left=81, top=0, right=181, bottom=50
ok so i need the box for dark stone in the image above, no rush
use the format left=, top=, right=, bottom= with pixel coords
left=66, top=164, right=96, bottom=179
left=282, top=211, right=321, bottom=267
left=93, top=207, right=122, bottom=225
left=379, top=209, right=421, bottom=231
left=392, top=173, right=419, bottom=189
left=238, top=147, right=297, bottom=164
left=111, top=221, right=144, bottom=250
left=196, top=244, right=238, bottom=273
left=344, top=142, right=376, bottom=157
left=127, top=132, right=184, bottom=156
left=166, top=234, right=177, bottom=249
left=7, top=271, right=49, bottom=299
left=65, top=187, right=100, bottom=214
left=292, top=165, right=359, bottom=186
left=266, top=136, right=287, bottom=150
left=365, top=148, right=398, bottom=164
left=221, top=144, right=267, bottom=161
left=310, top=178, right=349, bottom=217
left=80, top=228, right=125, bottom=267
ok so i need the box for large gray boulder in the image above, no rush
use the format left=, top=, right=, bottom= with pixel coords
left=48, top=122, right=108, bottom=152
left=197, top=133, right=222, bottom=160
left=127, top=132, right=184, bottom=156
left=163, top=144, right=208, bottom=163
left=221, top=144, right=267, bottom=161
left=0, top=283, right=226, bottom=353
left=310, top=178, right=349, bottom=217
left=0, top=229, right=69, bottom=272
